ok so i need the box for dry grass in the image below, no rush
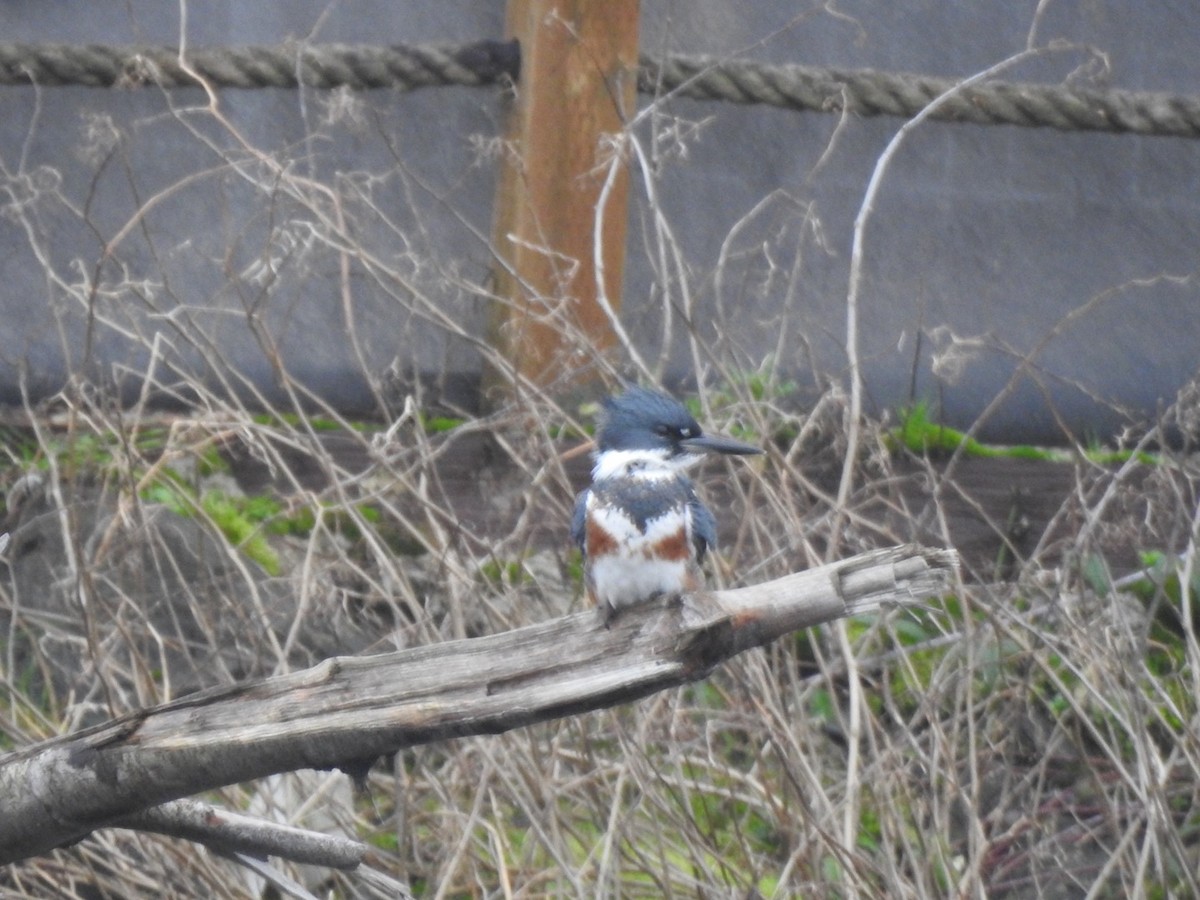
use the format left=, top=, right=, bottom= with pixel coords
left=1, top=31, right=1199, bottom=900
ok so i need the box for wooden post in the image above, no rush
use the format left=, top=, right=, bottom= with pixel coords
left=486, top=0, right=640, bottom=398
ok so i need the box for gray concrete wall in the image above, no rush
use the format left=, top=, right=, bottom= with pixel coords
left=0, top=1, right=1196, bottom=442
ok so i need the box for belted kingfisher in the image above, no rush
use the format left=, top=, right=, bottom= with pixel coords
left=571, top=387, right=761, bottom=622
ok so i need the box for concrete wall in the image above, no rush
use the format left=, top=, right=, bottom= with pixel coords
left=0, top=1, right=1196, bottom=442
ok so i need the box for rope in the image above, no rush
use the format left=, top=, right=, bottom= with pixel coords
left=0, top=41, right=520, bottom=91
left=0, top=41, right=1198, bottom=139
left=644, top=55, right=1200, bottom=139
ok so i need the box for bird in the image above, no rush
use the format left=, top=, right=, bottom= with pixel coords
left=571, top=387, right=761, bottom=622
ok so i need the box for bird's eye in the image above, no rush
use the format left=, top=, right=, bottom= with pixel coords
left=655, top=424, right=672, bottom=437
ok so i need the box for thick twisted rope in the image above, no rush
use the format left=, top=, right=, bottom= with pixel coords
left=644, top=55, right=1200, bottom=138
left=1, top=41, right=1198, bottom=138
left=0, top=41, right=521, bottom=91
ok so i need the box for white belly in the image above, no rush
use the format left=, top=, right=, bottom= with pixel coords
left=589, top=554, right=691, bottom=611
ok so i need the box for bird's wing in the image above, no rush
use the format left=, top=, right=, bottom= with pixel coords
left=570, top=488, right=589, bottom=555
left=687, top=487, right=718, bottom=563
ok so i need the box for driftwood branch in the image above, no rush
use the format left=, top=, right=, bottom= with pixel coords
left=113, top=798, right=367, bottom=869
left=0, top=544, right=957, bottom=865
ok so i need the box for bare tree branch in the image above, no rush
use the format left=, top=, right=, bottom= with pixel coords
left=112, top=798, right=367, bottom=869
left=0, top=544, right=957, bottom=865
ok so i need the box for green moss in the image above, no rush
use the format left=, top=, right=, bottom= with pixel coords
left=477, top=557, right=531, bottom=586
left=686, top=680, right=727, bottom=712
left=252, top=411, right=374, bottom=433
left=200, top=490, right=281, bottom=576
left=139, top=480, right=180, bottom=510
left=564, top=550, right=584, bottom=587
left=270, top=505, right=316, bottom=537
left=367, top=830, right=399, bottom=852
left=141, top=478, right=281, bottom=575
left=196, top=445, right=231, bottom=477
left=891, top=402, right=1004, bottom=458
left=56, top=433, right=114, bottom=474
left=891, top=402, right=1160, bottom=465
left=857, top=803, right=882, bottom=852
left=1117, top=550, right=1200, bottom=640
left=419, top=413, right=465, bottom=434
left=807, top=687, right=836, bottom=723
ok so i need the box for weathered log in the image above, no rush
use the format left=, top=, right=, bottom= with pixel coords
left=0, top=544, right=956, bottom=864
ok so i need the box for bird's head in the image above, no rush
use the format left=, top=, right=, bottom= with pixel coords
left=596, top=387, right=761, bottom=467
